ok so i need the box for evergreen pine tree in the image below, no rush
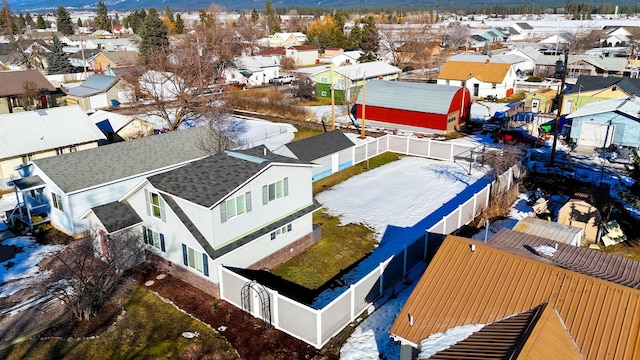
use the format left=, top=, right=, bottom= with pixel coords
left=164, top=6, right=174, bottom=23
left=56, top=6, right=73, bottom=35
left=36, top=14, right=46, bottom=29
left=77, top=18, right=82, bottom=27
left=25, top=12, right=33, bottom=27
left=250, top=9, right=259, bottom=23
left=47, top=36, right=71, bottom=74
left=139, top=8, right=169, bottom=64
left=94, top=2, right=110, bottom=31
left=263, top=1, right=280, bottom=33
left=174, top=13, right=184, bottom=34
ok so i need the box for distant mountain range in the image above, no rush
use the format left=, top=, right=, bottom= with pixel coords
left=8, top=0, right=639, bottom=14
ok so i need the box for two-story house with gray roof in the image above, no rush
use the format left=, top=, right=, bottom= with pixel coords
left=11, top=127, right=214, bottom=235
left=84, top=146, right=321, bottom=296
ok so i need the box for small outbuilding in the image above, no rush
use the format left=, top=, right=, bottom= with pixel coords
left=557, top=192, right=602, bottom=244
left=513, top=217, right=582, bottom=246
left=272, top=130, right=354, bottom=181
left=354, top=81, right=471, bottom=134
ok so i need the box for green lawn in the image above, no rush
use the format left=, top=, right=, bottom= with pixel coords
left=0, top=287, right=238, bottom=360
left=273, top=152, right=403, bottom=289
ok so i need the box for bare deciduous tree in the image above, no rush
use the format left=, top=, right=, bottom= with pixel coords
left=19, top=80, right=41, bottom=110
left=440, top=22, right=470, bottom=52
left=47, top=228, right=144, bottom=321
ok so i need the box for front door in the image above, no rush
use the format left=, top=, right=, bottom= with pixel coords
left=531, top=99, right=540, bottom=113
left=473, top=84, right=479, bottom=97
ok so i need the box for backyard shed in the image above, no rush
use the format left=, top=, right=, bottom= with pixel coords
left=272, top=130, right=354, bottom=181
left=557, top=192, right=601, bottom=244
left=354, top=81, right=471, bottom=134
left=513, top=216, right=582, bottom=246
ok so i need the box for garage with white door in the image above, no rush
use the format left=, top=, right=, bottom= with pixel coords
left=578, top=122, right=615, bottom=148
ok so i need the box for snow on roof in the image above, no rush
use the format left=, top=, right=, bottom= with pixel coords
left=0, top=106, right=106, bottom=159
left=566, top=96, right=640, bottom=119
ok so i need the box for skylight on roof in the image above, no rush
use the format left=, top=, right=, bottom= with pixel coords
left=224, top=151, right=266, bottom=164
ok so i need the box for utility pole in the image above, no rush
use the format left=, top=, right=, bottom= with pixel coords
left=550, top=49, right=569, bottom=167
left=361, top=72, right=366, bottom=139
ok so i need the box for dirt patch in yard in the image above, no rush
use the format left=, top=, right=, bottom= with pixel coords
left=130, top=266, right=329, bottom=360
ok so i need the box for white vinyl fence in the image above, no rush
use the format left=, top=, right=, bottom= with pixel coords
left=219, top=134, right=522, bottom=348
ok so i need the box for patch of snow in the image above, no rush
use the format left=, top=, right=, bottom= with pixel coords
left=418, top=323, right=485, bottom=358
left=0, top=236, right=66, bottom=298
left=534, top=244, right=558, bottom=257
left=316, top=157, right=489, bottom=240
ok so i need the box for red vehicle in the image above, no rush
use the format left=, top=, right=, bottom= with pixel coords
left=493, top=128, right=544, bottom=147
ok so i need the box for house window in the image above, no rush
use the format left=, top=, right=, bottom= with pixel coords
left=56, top=148, right=64, bottom=155
left=221, top=192, right=252, bottom=222
left=271, top=223, right=292, bottom=240
left=69, top=145, right=77, bottom=152
left=492, top=83, right=497, bottom=89
left=52, top=192, right=64, bottom=211
left=336, top=78, right=345, bottom=88
left=182, top=244, right=209, bottom=276
left=445, top=80, right=450, bottom=86
left=461, top=81, right=466, bottom=87
left=143, top=227, right=165, bottom=252
left=320, top=76, right=329, bottom=83
left=145, top=189, right=165, bottom=221
left=263, top=178, right=288, bottom=204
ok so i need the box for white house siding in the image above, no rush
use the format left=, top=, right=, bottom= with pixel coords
left=211, top=213, right=314, bottom=283
left=212, top=165, right=313, bottom=249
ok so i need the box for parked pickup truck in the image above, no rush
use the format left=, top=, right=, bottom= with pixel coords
left=269, top=75, right=295, bottom=85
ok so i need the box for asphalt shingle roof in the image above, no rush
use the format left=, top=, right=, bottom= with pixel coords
left=438, top=61, right=511, bottom=83
left=566, top=75, right=640, bottom=95
left=33, top=126, right=213, bottom=194
left=285, top=130, right=354, bottom=162
left=148, top=146, right=308, bottom=208
left=0, top=69, right=55, bottom=96
left=91, top=201, right=142, bottom=233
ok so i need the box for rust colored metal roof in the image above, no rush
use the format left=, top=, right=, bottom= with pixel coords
left=428, top=303, right=582, bottom=360
left=489, top=229, right=640, bottom=290
left=390, top=234, right=640, bottom=360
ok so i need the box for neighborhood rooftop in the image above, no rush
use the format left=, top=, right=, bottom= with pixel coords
left=355, top=81, right=463, bottom=115
left=66, top=74, right=119, bottom=97
left=390, top=233, right=640, bottom=360
left=0, top=106, right=105, bottom=159
left=147, top=145, right=310, bottom=208
left=32, top=126, right=212, bottom=194
left=283, top=130, right=354, bottom=162
left=0, top=69, right=56, bottom=96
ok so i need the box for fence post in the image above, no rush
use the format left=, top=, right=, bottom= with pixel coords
left=406, top=136, right=410, bottom=155
left=473, top=193, right=478, bottom=217
left=379, top=261, right=385, bottom=294
left=403, top=245, right=408, bottom=276
left=350, top=284, right=356, bottom=321
left=424, top=230, right=429, bottom=260
left=450, top=143, right=454, bottom=161
left=458, top=204, right=463, bottom=229
left=272, top=289, right=279, bottom=327
left=218, top=265, right=224, bottom=300
left=442, top=216, right=447, bottom=234
left=385, top=134, right=390, bottom=152
left=427, top=138, right=432, bottom=158
left=317, top=310, right=322, bottom=349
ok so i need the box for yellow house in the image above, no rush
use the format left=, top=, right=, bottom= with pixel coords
left=525, top=87, right=557, bottom=113
left=561, top=75, right=639, bottom=113
left=90, top=51, right=139, bottom=73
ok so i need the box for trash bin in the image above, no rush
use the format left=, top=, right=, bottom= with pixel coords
left=111, top=99, right=120, bottom=108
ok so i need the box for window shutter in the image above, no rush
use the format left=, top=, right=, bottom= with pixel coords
left=284, top=177, right=289, bottom=196
left=160, top=233, right=166, bottom=252
left=220, top=201, right=227, bottom=223
left=182, top=244, right=188, bottom=265
left=245, top=192, right=252, bottom=212
left=262, top=185, right=268, bottom=205
left=142, top=226, right=148, bottom=244
left=203, top=254, right=209, bottom=276
left=144, top=189, right=151, bottom=216
left=159, top=195, right=166, bottom=222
